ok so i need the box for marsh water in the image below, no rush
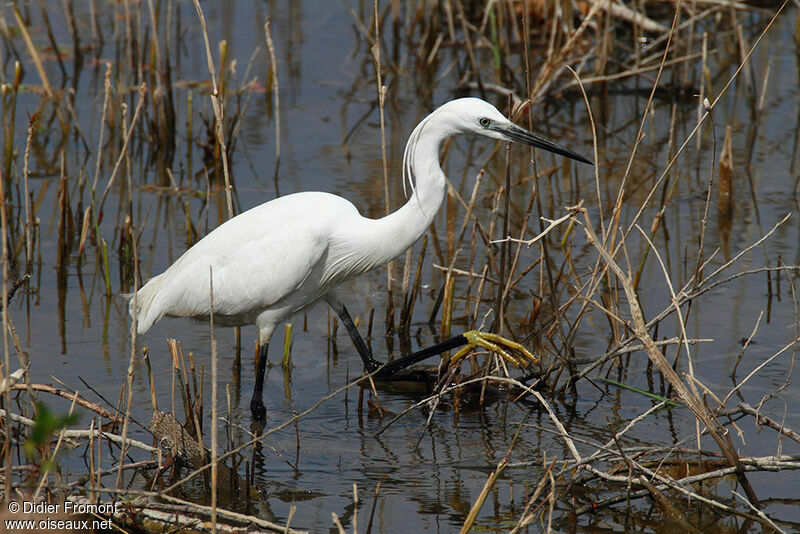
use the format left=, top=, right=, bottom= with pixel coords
left=4, top=1, right=800, bottom=532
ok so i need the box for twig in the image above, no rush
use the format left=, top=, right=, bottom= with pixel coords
left=737, top=403, right=800, bottom=445
left=0, top=407, right=156, bottom=453
left=11, top=383, right=123, bottom=424
left=490, top=204, right=582, bottom=247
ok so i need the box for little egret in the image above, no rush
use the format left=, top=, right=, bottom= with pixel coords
left=130, top=97, right=591, bottom=421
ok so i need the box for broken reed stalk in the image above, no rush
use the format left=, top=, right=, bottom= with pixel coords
left=351, top=483, right=359, bottom=533
left=187, top=351, right=201, bottom=422
left=332, top=513, right=346, bottom=534
left=282, top=323, right=293, bottom=368
left=631, top=103, right=680, bottom=291
left=12, top=6, right=54, bottom=99
left=167, top=339, right=196, bottom=438
left=22, top=113, right=36, bottom=270
left=400, top=235, right=427, bottom=336
left=90, top=61, right=112, bottom=211
left=142, top=346, right=158, bottom=411
left=98, top=82, right=146, bottom=219
left=459, top=445, right=512, bottom=533
left=191, top=0, right=234, bottom=220
left=565, top=66, right=602, bottom=229
left=187, top=90, right=194, bottom=181
left=264, top=17, right=281, bottom=180
left=762, top=263, right=798, bottom=406
left=697, top=32, right=708, bottom=152
left=691, top=98, right=718, bottom=293
left=2, top=64, right=21, bottom=184
left=725, top=335, right=796, bottom=411
left=88, top=418, right=97, bottom=501
left=182, top=349, right=204, bottom=446
left=528, top=147, right=565, bottom=354
left=527, top=0, right=603, bottom=102
left=365, top=481, right=381, bottom=534
left=400, top=249, right=413, bottom=324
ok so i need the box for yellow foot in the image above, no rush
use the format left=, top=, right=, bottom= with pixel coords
left=449, top=331, right=538, bottom=369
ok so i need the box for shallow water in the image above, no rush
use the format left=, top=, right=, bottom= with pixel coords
left=4, top=1, right=800, bottom=532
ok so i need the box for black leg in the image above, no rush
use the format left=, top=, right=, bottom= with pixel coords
left=250, top=343, right=269, bottom=422
left=375, top=334, right=468, bottom=377
left=328, top=298, right=528, bottom=378
left=333, top=303, right=383, bottom=373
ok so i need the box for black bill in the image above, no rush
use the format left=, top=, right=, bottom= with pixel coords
left=498, top=122, right=592, bottom=165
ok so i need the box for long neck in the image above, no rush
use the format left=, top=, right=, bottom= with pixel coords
left=367, top=114, right=449, bottom=263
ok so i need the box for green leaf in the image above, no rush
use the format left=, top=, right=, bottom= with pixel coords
left=597, top=377, right=682, bottom=408
left=23, top=402, right=79, bottom=459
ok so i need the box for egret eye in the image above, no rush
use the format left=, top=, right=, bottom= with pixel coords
left=479, top=117, right=491, bottom=127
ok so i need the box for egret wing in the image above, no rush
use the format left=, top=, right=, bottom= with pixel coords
left=149, top=209, right=329, bottom=320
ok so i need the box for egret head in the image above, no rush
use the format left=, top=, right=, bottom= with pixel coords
left=436, top=97, right=592, bottom=165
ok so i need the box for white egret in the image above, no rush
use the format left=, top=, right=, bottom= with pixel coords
left=130, top=97, right=591, bottom=421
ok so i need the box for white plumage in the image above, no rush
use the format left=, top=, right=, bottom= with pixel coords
left=130, top=97, right=590, bottom=420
